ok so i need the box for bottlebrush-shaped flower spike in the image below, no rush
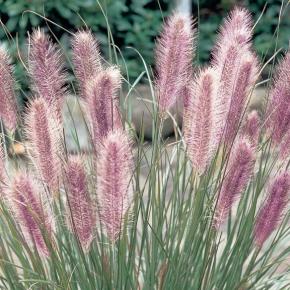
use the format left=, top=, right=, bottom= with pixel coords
left=242, top=110, right=260, bottom=146
left=29, top=29, right=67, bottom=117
left=0, top=145, right=7, bottom=195
left=97, top=130, right=134, bottom=241
left=254, top=172, right=290, bottom=247
left=65, top=156, right=95, bottom=251
left=214, top=138, right=256, bottom=228
left=155, top=12, right=195, bottom=115
left=183, top=67, right=225, bottom=174
left=266, top=51, right=290, bottom=144
left=72, top=30, right=102, bottom=99
left=213, top=7, right=253, bottom=53
left=25, top=97, right=62, bottom=190
left=86, top=66, right=122, bottom=148
left=0, top=46, right=18, bottom=132
left=10, top=173, right=52, bottom=256
left=211, top=8, right=254, bottom=130
left=224, top=53, right=259, bottom=143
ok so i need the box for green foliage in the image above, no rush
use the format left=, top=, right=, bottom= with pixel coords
left=0, top=0, right=289, bottom=88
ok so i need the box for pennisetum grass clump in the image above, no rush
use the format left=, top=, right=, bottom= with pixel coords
left=0, top=5, right=290, bottom=290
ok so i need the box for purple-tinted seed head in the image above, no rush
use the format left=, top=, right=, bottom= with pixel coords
left=211, top=8, right=254, bottom=135
left=85, top=67, right=122, bottom=149
left=214, top=137, right=256, bottom=228
left=254, top=172, right=290, bottom=247
left=97, top=130, right=133, bottom=241
left=266, top=52, right=290, bottom=144
left=65, top=156, right=95, bottom=251
left=29, top=29, right=67, bottom=118
left=184, top=67, right=225, bottom=174
left=10, top=173, right=52, bottom=256
left=242, top=110, right=260, bottom=146
left=224, top=53, right=259, bottom=143
left=71, top=30, right=102, bottom=99
left=155, top=12, right=195, bottom=115
left=0, top=46, right=18, bottom=132
left=25, top=97, right=62, bottom=191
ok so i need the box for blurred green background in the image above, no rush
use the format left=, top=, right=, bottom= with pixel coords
left=0, top=0, right=289, bottom=101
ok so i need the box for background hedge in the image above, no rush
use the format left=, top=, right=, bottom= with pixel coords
left=0, top=0, right=289, bottom=102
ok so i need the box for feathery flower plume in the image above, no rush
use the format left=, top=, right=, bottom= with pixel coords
left=266, top=51, right=290, bottom=144
left=213, top=7, right=253, bottom=52
left=183, top=67, right=224, bottom=174
left=224, top=53, right=259, bottom=143
left=25, top=97, right=62, bottom=190
left=97, top=130, right=133, bottom=240
left=65, top=156, right=95, bottom=251
left=211, top=8, right=254, bottom=132
left=0, top=46, right=18, bottom=132
left=0, top=145, right=7, bottom=196
left=86, top=67, right=122, bottom=148
left=29, top=29, right=67, bottom=117
left=72, top=30, right=102, bottom=99
left=254, top=172, right=290, bottom=247
left=155, top=12, right=195, bottom=115
left=242, top=110, right=260, bottom=146
left=214, top=138, right=256, bottom=228
left=10, top=173, right=52, bottom=256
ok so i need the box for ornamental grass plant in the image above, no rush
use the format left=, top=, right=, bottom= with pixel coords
left=0, top=4, right=290, bottom=290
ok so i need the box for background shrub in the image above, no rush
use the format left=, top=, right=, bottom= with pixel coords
left=0, top=0, right=289, bottom=103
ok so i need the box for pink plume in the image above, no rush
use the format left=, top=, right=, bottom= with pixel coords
left=85, top=67, right=122, bottom=148
left=242, top=110, right=260, bottom=146
left=65, top=156, right=95, bottom=251
left=0, top=46, right=18, bottom=132
left=214, top=137, right=256, bottom=228
left=10, top=173, right=52, bottom=256
left=254, top=172, right=290, bottom=247
left=183, top=67, right=225, bottom=174
left=0, top=145, right=7, bottom=195
left=266, top=51, right=290, bottom=144
left=25, top=97, right=62, bottom=191
left=224, top=53, right=259, bottom=143
left=97, top=130, right=133, bottom=241
left=72, top=30, right=102, bottom=99
left=211, top=8, right=254, bottom=134
left=155, top=12, right=195, bottom=115
left=29, top=29, right=67, bottom=117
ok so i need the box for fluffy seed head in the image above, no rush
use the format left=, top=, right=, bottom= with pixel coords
left=242, top=110, right=260, bottom=146
left=86, top=67, right=122, bottom=148
left=155, top=12, right=195, bottom=114
left=183, top=67, right=225, bottom=174
left=224, top=53, right=259, bottom=143
left=10, top=173, right=52, bottom=256
left=0, top=46, right=18, bottom=132
left=213, top=7, right=253, bottom=59
left=97, top=130, right=133, bottom=241
left=211, top=8, right=254, bottom=133
left=214, top=138, right=256, bottom=228
left=29, top=29, right=67, bottom=117
left=0, top=145, right=7, bottom=195
left=266, top=52, right=290, bottom=144
left=25, top=97, right=62, bottom=190
left=72, top=30, right=102, bottom=99
left=65, top=156, right=95, bottom=251
left=254, top=172, right=290, bottom=247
